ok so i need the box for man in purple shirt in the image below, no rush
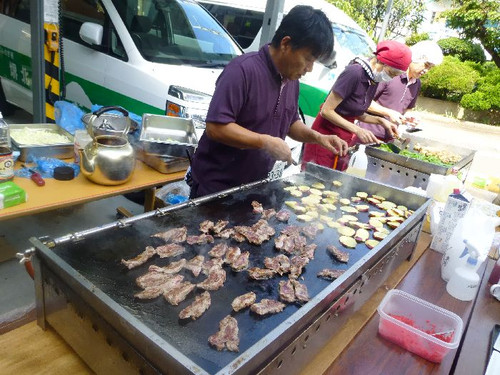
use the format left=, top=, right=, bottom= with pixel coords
left=357, top=40, right=444, bottom=141
left=188, top=5, right=348, bottom=198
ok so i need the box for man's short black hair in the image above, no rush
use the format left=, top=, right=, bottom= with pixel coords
left=271, top=5, right=334, bottom=64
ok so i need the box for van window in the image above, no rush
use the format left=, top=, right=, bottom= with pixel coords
left=61, top=0, right=127, bottom=61
left=199, top=3, right=263, bottom=49
left=0, top=0, right=30, bottom=22
left=111, top=0, right=240, bottom=66
left=332, top=25, right=373, bottom=58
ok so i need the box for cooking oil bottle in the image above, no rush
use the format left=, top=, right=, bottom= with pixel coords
left=345, top=144, right=367, bottom=178
left=0, top=111, right=14, bottom=183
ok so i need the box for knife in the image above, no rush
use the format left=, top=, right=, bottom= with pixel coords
left=22, top=164, right=45, bottom=186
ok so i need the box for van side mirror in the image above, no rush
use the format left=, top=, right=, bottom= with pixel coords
left=80, top=22, right=103, bottom=46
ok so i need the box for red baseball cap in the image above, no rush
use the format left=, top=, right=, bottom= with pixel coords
left=374, top=40, right=412, bottom=71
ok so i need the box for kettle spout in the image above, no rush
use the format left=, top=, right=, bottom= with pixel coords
left=79, top=147, right=95, bottom=174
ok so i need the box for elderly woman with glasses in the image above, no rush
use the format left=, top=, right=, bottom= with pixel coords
left=356, top=40, right=444, bottom=142
left=302, top=40, right=412, bottom=171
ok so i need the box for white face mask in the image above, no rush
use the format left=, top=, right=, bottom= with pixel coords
left=373, top=69, right=393, bottom=83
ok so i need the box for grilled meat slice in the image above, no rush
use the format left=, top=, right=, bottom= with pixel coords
left=230, top=251, right=250, bottom=272
left=155, top=243, right=186, bottom=258
left=300, top=243, right=317, bottom=260
left=136, top=271, right=183, bottom=289
left=148, top=259, right=186, bottom=274
left=279, top=280, right=296, bottom=303
left=179, top=291, right=211, bottom=320
left=201, top=258, right=224, bottom=275
left=251, top=200, right=263, bottom=214
left=185, top=255, right=205, bottom=277
left=208, top=315, right=239, bottom=352
left=231, top=292, right=257, bottom=312
left=199, top=220, right=215, bottom=234
left=301, top=224, right=320, bottom=240
left=208, top=243, right=229, bottom=258
left=250, top=299, right=286, bottom=316
left=164, top=282, right=195, bottom=305
left=275, top=233, right=307, bottom=255
left=232, top=231, right=246, bottom=242
left=281, top=225, right=301, bottom=236
left=248, top=267, right=275, bottom=280
left=253, top=219, right=275, bottom=237
left=289, top=255, right=310, bottom=279
left=212, top=220, right=229, bottom=234
left=134, top=274, right=184, bottom=299
left=186, top=234, right=214, bottom=245
left=151, top=226, right=187, bottom=243
left=234, top=219, right=275, bottom=245
left=291, top=280, right=309, bottom=303
left=317, top=269, right=345, bottom=281
left=264, top=254, right=291, bottom=275
left=197, top=267, right=226, bottom=291
left=327, top=245, right=350, bottom=263
left=216, top=228, right=235, bottom=239
left=275, top=209, right=291, bottom=222
left=224, top=246, right=241, bottom=265
left=121, top=246, right=156, bottom=269
left=261, top=208, right=276, bottom=220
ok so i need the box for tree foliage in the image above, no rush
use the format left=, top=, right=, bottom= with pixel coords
left=405, top=32, right=430, bottom=46
left=328, top=0, right=426, bottom=40
left=442, top=0, right=500, bottom=67
left=438, top=37, right=486, bottom=63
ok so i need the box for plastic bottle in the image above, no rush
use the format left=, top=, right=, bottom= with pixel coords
left=446, top=240, right=480, bottom=301
left=345, top=144, right=367, bottom=177
left=0, top=111, right=14, bottom=183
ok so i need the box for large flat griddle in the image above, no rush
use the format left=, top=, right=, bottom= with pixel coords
left=31, top=164, right=429, bottom=374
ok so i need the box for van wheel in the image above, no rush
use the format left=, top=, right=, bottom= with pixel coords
left=0, top=81, right=16, bottom=116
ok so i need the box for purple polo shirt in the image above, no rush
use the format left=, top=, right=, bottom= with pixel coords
left=332, top=63, right=378, bottom=117
left=358, top=74, right=421, bottom=140
left=373, top=74, right=421, bottom=113
left=190, top=44, right=300, bottom=196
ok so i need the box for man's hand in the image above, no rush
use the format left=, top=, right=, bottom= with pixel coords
left=260, top=134, right=293, bottom=164
left=317, top=134, right=349, bottom=156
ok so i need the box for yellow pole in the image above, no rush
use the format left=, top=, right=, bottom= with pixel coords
left=43, top=23, right=60, bottom=122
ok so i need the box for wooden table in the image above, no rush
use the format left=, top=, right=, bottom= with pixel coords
left=1, top=233, right=498, bottom=375
left=0, top=160, right=185, bottom=221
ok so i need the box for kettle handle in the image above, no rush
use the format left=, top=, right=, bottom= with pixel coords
left=93, top=106, right=129, bottom=118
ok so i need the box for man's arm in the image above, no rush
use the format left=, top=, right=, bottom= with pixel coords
left=288, top=120, right=348, bottom=156
left=205, top=121, right=293, bottom=163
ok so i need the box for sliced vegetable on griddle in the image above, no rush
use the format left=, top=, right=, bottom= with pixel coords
left=365, top=239, right=380, bottom=249
left=337, top=226, right=355, bottom=237
left=339, top=236, right=357, bottom=248
left=373, top=231, right=388, bottom=241
left=354, top=228, right=370, bottom=243
left=340, top=206, right=359, bottom=214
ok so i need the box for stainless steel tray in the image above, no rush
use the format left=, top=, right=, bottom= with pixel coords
left=136, top=148, right=190, bottom=174
left=31, top=164, right=430, bottom=375
left=365, top=134, right=476, bottom=189
left=138, top=114, right=198, bottom=158
left=10, top=123, right=74, bottom=161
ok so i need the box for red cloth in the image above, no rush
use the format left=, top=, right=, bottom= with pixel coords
left=302, top=110, right=356, bottom=172
left=375, top=40, right=411, bottom=71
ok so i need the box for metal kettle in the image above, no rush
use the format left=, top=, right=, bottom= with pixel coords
left=80, top=135, right=135, bottom=185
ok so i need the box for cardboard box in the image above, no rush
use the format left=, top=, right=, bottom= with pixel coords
left=0, top=181, right=27, bottom=209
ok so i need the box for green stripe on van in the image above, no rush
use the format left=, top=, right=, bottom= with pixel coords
left=63, top=72, right=164, bottom=115
left=298, top=82, right=328, bottom=119
left=0, top=46, right=32, bottom=89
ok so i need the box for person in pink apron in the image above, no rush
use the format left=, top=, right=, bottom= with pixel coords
left=302, top=40, right=412, bottom=171
left=356, top=40, right=444, bottom=142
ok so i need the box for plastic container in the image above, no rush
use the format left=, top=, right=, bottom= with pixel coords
left=377, top=289, right=463, bottom=363
left=345, top=144, right=367, bottom=177
left=446, top=240, right=480, bottom=301
left=0, top=111, right=14, bottom=183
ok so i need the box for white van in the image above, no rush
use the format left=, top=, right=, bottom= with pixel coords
left=0, top=0, right=241, bottom=132
left=199, top=0, right=376, bottom=125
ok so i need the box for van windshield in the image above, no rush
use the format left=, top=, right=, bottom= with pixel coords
left=332, top=25, right=374, bottom=58
left=112, top=0, right=241, bottom=66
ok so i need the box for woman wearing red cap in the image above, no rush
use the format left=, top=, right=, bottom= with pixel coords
left=302, top=40, right=412, bottom=171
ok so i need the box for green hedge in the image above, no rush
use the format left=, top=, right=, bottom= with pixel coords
left=405, top=33, right=430, bottom=47
left=437, top=37, right=486, bottom=64
left=420, top=56, right=479, bottom=102
left=420, top=57, right=500, bottom=111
